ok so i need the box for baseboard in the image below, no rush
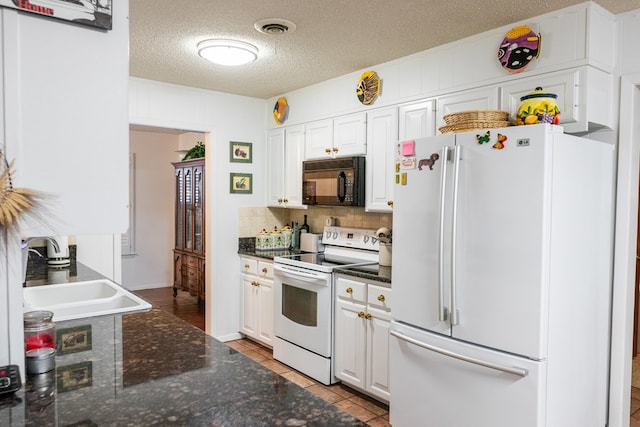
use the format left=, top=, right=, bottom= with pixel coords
left=125, top=283, right=172, bottom=291
left=216, top=332, right=243, bottom=342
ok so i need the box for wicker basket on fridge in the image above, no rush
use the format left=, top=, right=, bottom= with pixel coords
left=439, top=110, right=511, bottom=134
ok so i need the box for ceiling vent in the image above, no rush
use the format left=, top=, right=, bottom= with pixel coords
left=254, top=18, right=296, bottom=35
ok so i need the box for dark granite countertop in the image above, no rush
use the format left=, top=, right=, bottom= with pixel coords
left=238, top=236, right=298, bottom=260
left=0, top=309, right=367, bottom=426
left=334, top=265, right=392, bottom=285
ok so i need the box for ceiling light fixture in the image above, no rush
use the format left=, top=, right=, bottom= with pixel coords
left=197, top=39, right=258, bottom=66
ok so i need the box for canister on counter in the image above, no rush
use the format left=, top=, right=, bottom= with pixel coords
left=24, top=311, right=56, bottom=352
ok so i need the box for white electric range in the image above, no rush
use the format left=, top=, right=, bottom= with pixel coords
left=273, top=226, right=380, bottom=385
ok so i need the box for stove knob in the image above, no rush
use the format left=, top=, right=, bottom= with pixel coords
left=333, top=232, right=338, bottom=239
left=364, top=235, right=369, bottom=243
left=325, top=231, right=331, bottom=239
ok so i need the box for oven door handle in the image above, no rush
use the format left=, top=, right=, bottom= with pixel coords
left=274, top=265, right=328, bottom=285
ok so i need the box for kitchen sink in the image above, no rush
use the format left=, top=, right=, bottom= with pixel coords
left=23, top=279, right=152, bottom=321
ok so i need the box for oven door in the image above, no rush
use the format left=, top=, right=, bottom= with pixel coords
left=274, top=264, right=332, bottom=357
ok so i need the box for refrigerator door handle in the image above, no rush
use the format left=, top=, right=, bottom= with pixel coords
left=450, top=145, right=462, bottom=326
left=437, top=145, right=451, bottom=322
left=390, top=330, right=529, bottom=378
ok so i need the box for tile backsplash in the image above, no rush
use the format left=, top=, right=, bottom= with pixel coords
left=239, top=207, right=392, bottom=237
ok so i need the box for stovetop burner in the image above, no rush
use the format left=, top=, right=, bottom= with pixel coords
left=275, top=226, right=379, bottom=273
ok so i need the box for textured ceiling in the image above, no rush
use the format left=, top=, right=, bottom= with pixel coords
left=129, top=0, right=640, bottom=99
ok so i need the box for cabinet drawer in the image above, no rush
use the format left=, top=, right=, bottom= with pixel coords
left=258, top=261, right=274, bottom=279
left=185, top=267, right=199, bottom=281
left=241, top=257, right=258, bottom=275
left=185, top=255, right=199, bottom=268
left=368, top=284, right=392, bottom=312
left=336, top=277, right=366, bottom=304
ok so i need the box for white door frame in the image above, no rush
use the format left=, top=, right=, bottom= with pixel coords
left=610, top=73, right=640, bottom=427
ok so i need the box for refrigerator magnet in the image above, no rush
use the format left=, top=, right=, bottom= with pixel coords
left=401, top=140, right=415, bottom=156
left=493, top=134, right=507, bottom=149
left=401, top=172, right=407, bottom=185
left=401, top=157, right=416, bottom=169
left=418, top=153, right=440, bottom=170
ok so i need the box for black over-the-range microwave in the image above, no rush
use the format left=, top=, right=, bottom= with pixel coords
left=302, top=156, right=365, bottom=207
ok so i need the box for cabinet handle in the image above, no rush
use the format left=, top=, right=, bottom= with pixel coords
left=325, top=148, right=332, bottom=154
left=262, top=267, right=268, bottom=274
left=277, top=198, right=283, bottom=203
left=252, top=281, right=260, bottom=287
left=377, top=294, right=385, bottom=302
left=332, top=147, right=339, bottom=153
left=283, top=198, right=288, bottom=204
left=365, top=313, right=372, bottom=320
left=387, top=200, right=394, bottom=207
left=346, top=287, right=353, bottom=294
left=358, top=311, right=365, bottom=318
left=244, top=264, right=250, bottom=270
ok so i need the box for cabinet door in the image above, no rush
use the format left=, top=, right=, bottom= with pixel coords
left=500, top=69, right=583, bottom=132
left=399, top=99, right=436, bottom=140
left=174, top=167, right=186, bottom=251
left=257, top=278, right=274, bottom=346
left=266, top=128, right=285, bottom=206
left=184, top=167, right=194, bottom=251
left=240, top=276, right=257, bottom=337
left=436, top=87, right=500, bottom=130
left=367, top=307, right=391, bottom=401
left=366, top=108, right=398, bottom=212
left=333, top=113, right=367, bottom=157
left=334, top=299, right=367, bottom=388
left=305, top=119, right=333, bottom=159
left=192, top=164, right=205, bottom=255
left=284, top=125, right=305, bottom=207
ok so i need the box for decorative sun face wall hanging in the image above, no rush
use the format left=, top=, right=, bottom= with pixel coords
left=356, top=71, right=381, bottom=105
left=498, top=25, right=541, bottom=73
left=273, top=97, right=288, bottom=125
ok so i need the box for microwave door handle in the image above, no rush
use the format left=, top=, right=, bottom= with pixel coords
left=337, top=171, right=346, bottom=202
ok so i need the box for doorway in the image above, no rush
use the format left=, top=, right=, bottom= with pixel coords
left=122, top=126, right=206, bottom=293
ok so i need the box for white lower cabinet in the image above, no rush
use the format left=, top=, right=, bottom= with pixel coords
left=240, top=257, right=274, bottom=347
left=334, top=274, right=392, bottom=402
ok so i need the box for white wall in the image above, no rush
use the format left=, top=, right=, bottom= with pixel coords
left=121, top=130, right=179, bottom=290
left=129, top=78, right=266, bottom=339
left=1, top=2, right=129, bottom=376
left=608, top=8, right=640, bottom=427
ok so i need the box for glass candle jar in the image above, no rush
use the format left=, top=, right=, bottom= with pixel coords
left=24, top=311, right=56, bottom=352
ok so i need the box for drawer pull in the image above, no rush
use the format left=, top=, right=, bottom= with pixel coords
left=262, top=267, right=268, bottom=274
left=358, top=311, right=365, bottom=318
left=325, top=148, right=332, bottom=154
left=365, top=313, right=372, bottom=320
left=244, top=264, right=250, bottom=270
left=346, top=287, right=353, bottom=294
left=377, top=294, right=385, bottom=302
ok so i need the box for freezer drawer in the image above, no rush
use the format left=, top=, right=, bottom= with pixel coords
left=389, top=321, right=545, bottom=427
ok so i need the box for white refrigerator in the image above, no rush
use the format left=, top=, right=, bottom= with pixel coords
left=389, top=124, right=614, bottom=427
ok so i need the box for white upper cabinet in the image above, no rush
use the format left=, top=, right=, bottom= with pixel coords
left=500, top=66, right=613, bottom=134
left=435, top=87, right=500, bottom=131
left=284, top=125, right=305, bottom=207
left=304, top=119, right=333, bottom=159
left=305, top=113, right=366, bottom=159
left=266, top=125, right=306, bottom=208
left=398, top=100, right=436, bottom=141
left=333, top=113, right=367, bottom=158
left=266, top=128, right=285, bottom=207
left=366, top=108, right=398, bottom=213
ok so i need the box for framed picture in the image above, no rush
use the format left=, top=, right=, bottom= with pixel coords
left=0, top=1, right=113, bottom=30
left=230, top=173, right=252, bottom=194
left=57, top=361, right=93, bottom=393
left=57, top=325, right=92, bottom=355
left=229, top=141, right=252, bottom=163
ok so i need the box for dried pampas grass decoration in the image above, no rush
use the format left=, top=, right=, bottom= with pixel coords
left=0, top=150, right=49, bottom=233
